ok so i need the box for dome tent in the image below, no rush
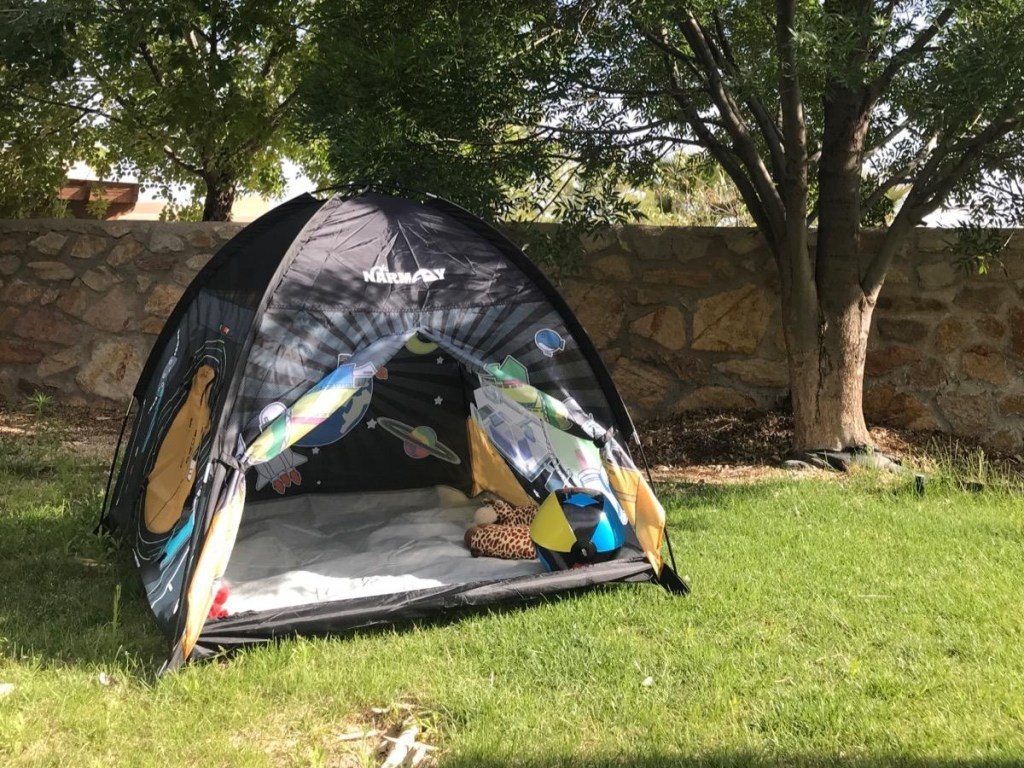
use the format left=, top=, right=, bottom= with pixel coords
left=101, top=187, right=686, bottom=671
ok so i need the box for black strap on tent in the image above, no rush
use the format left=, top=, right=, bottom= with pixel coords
left=96, top=397, right=135, bottom=534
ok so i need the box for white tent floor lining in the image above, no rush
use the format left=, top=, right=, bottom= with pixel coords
left=221, top=486, right=544, bottom=616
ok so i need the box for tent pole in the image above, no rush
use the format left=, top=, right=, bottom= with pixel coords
left=97, top=397, right=135, bottom=534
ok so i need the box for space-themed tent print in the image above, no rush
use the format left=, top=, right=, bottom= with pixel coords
left=101, top=188, right=685, bottom=672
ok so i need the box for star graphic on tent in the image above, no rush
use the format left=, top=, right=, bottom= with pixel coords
left=434, top=396, right=443, bottom=405
left=436, top=356, right=444, bottom=364
left=367, top=419, right=378, bottom=429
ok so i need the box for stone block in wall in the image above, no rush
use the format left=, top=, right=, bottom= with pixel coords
left=580, top=228, right=619, bottom=254
left=14, top=309, right=77, bottom=345
left=148, top=230, right=185, bottom=253
left=721, top=229, right=765, bottom=256
left=999, top=394, right=1024, bottom=416
left=143, top=316, right=165, bottom=335
left=610, top=359, right=676, bottom=411
left=660, top=353, right=712, bottom=386
left=1, top=279, right=41, bottom=305
left=708, top=253, right=748, bottom=282
left=633, top=285, right=693, bottom=308
left=629, top=307, right=686, bottom=350
left=27, top=261, right=74, bottom=281
left=56, top=282, right=91, bottom=317
left=137, top=254, right=178, bottom=271
left=145, top=283, right=186, bottom=319
left=75, top=338, right=147, bottom=401
left=936, top=391, right=993, bottom=436
left=1010, top=307, right=1024, bottom=357
left=1001, top=248, right=1024, bottom=279
left=186, top=229, right=219, bottom=249
left=0, top=255, right=19, bottom=275
left=974, top=315, right=1005, bottom=339
left=713, top=359, right=788, bottom=388
left=591, top=254, right=633, bottom=281
left=0, top=306, right=18, bottom=332
left=69, top=234, right=109, bottom=260
left=953, top=283, right=1014, bottom=312
left=691, top=284, right=773, bottom=352
left=884, top=264, right=911, bottom=284
left=82, top=266, right=122, bottom=293
left=865, top=345, right=921, bottom=376
left=864, top=385, right=940, bottom=430
left=0, top=235, right=26, bottom=254
left=640, top=267, right=713, bottom=288
left=172, top=263, right=197, bottom=286
left=107, top=238, right=144, bottom=266
left=560, top=282, right=624, bottom=348
left=675, top=386, right=756, bottom=412
left=83, top=286, right=140, bottom=333
left=29, top=232, right=67, bottom=256
left=875, top=295, right=946, bottom=313
left=914, top=230, right=952, bottom=254
left=933, top=316, right=968, bottom=353
left=136, top=274, right=156, bottom=294
left=620, top=228, right=674, bottom=261
left=877, top=317, right=929, bottom=343
left=0, top=339, right=44, bottom=365
left=907, top=359, right=946, bottom=388
left=186, top=252, right=214, bottom=271
left=917, top=261, right=957, bottom=289
left=37, top=346, right=82, bottom=378
left=961, top=345, right=1012, bottom=386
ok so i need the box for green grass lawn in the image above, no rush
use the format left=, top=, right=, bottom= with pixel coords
left=1, top=419, right=1022, bottom=766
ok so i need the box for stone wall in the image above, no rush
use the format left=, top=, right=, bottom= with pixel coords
left=0, top=219, right=1021, bottom=450
left=0, top=219, right=243, bottom=404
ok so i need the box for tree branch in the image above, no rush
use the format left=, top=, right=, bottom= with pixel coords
left=660, top=14, right=785, bottom=243
left=658, top=53, right=777, bottom=247
left=863, top=108, right=1021, bottom=293
left=866, top=4, right=958, bottom=104
left=862, top=117, right=911, bottom=162
left=776, top=0, right=811, bottom=288
left=708, top=8, right=786, bottom=181
left=138, top=42, right=164, bottom=87
left=20, top=93, right=113, bottom=122
left=161, top=145, right=204, bottom=176
left=537, top=119, right=676, bottom=136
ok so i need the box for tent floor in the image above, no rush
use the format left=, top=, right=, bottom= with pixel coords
left=222, top=486, right=545, bottom=616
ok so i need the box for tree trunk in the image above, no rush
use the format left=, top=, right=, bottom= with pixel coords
left=784, top=284, right=875, bottom=451
left=202, top=175, right=236, bottom=221
left=782, top=45, right=876, bottom=452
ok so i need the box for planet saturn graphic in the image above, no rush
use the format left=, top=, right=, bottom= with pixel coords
left=376, top=417, right=462, bottom=464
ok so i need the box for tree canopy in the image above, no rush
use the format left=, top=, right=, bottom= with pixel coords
left=1, top=0, right=318, bottom=220
left=304, top=0, right=1024, bottom=451
left=0, top=2, right=86, bottom=217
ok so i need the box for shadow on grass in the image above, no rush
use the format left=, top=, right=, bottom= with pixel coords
left=0, top=510, right=166, bottom=676
left=440, top=754, right=1023, bottom=768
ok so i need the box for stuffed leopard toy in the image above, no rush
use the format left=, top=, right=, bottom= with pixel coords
left=464, top=499, right=538, bottom=560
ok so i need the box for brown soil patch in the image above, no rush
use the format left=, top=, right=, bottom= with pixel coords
left=0, top=402, right=125, bottom=460
left=1, top=403, right=1019, bottom=484
left=638, top=410, right=1021, bottom=483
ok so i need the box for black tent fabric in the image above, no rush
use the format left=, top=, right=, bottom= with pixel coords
left=102, top=188, right=684, bottom=670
